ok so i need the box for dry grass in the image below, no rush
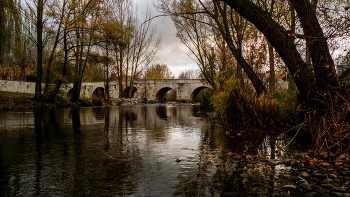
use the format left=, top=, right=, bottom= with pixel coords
left=0, top=91, right=34, bottom=99
left=306, top=91, right=350, bottom=159
left=218, top=88, right=288, bottom=132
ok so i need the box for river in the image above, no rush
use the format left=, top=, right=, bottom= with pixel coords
left=0, top=104, right=292, bottom=197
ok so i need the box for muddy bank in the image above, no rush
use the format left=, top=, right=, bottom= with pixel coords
left=175, top=147, right=350, bottom=197
left=0, top=98, right=47, bottom=110
left=222, top=155, right=350, bottom=196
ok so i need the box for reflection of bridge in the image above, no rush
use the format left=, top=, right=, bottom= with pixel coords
left=0, top=79, right=209, bottom=101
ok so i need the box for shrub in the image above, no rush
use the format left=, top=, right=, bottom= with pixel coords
left=273, top=90, right=298, bottom=113
left=197, top=89, right=214, bottom=110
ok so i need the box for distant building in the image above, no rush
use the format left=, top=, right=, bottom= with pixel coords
left=260, top=71, right=289, bottom=91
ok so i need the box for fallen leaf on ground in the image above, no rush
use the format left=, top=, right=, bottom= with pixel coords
left=320, top=162, right=331, bottom=166
left=336, top=154, right=346, bottom=161
left=335, top=161, right=343, bottom=166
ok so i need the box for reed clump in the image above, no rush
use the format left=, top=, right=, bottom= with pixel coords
left=212, top=79, right=294, bottom=133
left=304, top=91, right=350, bottom=159
left=211, top=81, right=350, bottom=159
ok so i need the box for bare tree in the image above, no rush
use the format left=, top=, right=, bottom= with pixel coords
left=159, top=0, right=266, bottom=95
left=34, top=0, right=44, bottom=101
left=110, top=0, right=161, bottom=98
left=178, top=69, right=199, bottom=79
left=42, top=0, right=68, bottom=100
left=69, top=0, right=103, bottom=102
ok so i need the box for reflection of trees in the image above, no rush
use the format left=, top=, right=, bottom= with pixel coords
left=93, top=107, right=106, bottom=121
left=218, top=131, right=280, bottom=196
left=155, top=106, right=178, bottom=120
left=103, top=106, right=142, bottom=195
left=226, top=131, right=267, bottom=155
left=120, top=107, right=137, bottom=128
left=168, top=107, right=177, bottom=119
left=71, top=108, right=86, bottom=196
left=34, top=110, right=43, bottom=196
left=0, top=136, right=10, bottom=195
left=0, top=107, right=144, bottom=196
left=104, top=107, right=110, bottom=151
left=174, top=120, right=281, bottom=196
left=149, top=106, right=180, bottom=142
left=174, top=121, right=228, bottom=196
left=191, top=105, right=206, bottom=117
left=156, top=106, right=168, bottom=119
left=2, top=105, right=226, bottom=196
left=69, top=107, right=143, bottom=195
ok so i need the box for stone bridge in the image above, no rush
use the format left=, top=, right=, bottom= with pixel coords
left=0, top=79, right=209, bottom=102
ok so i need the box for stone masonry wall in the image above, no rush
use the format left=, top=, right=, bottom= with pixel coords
left=0, top=79, right=208, bottom=101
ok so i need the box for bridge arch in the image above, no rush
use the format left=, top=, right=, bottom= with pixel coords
left=156, top=87, right=176, bottom=102
left=92, top=87, right=105, bottom=100
left=191, top=86, right=209, bottom=101
left=123, top=86, right=137, bottom=98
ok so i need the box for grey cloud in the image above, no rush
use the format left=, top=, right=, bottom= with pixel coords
left=135, top=0, right=198, bottom=77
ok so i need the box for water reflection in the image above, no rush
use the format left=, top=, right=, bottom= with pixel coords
left=0, top=105, right=288, bottom=196
left=34, top=111, right=43, bottom=196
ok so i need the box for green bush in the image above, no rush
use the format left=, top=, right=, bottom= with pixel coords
left=197, top=89, right=214, bottom=110
left=272, top=90, right=298, bottom=113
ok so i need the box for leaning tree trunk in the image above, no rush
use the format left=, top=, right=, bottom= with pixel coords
left=268, top=43, right=275, bottom=93
left=290, top=0, right=338, bottom=91
left=213, top=2, right=266, bottom=95
left=222, top=0, right=318, bottom=100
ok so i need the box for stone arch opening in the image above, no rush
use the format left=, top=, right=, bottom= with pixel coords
left=156, top=87, right=177, bottom=102
left=123, top=86, right=137, bottom=98
left=92, top=87, right=105, bottom=100
left=191, top=86, right=209, bottom=101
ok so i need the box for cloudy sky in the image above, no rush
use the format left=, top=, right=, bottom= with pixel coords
left=134, top=0, right=198, bottom=77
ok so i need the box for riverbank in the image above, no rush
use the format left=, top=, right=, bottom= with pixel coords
left=0, top=91, right=82, bottom=110
left=0, top=91, right=199, bottom=110
left=0, top=91, right=43, bottom=110
left=212, top=150, right=350, bottom=197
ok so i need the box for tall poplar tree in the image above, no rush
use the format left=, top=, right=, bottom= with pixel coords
left=34, top=0, right=44, bottom=101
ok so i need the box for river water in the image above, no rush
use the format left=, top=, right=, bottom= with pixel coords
left=0, top=104, right=289, bottom=197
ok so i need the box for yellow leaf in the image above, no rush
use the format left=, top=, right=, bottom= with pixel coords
left=336, top=154, right=346, bottom=161
left=259, top=165, right=269, bottom=169
left=321, top=162, right=331, bottom=166
left=335, top=161, right=343, bottom=166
